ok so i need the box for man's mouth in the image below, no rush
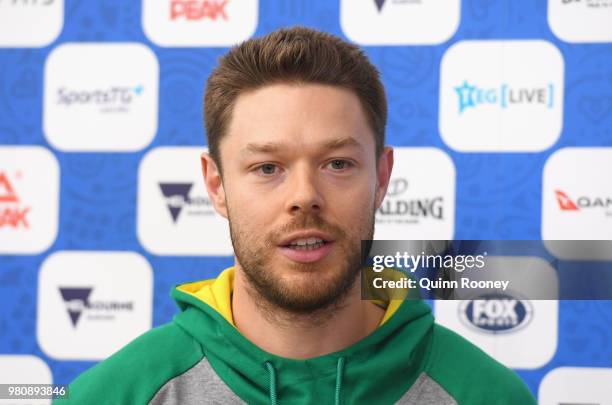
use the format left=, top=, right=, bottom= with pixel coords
left=285, top=237, right=328, bottom=251
left=277, top=231, right=335, bottom=263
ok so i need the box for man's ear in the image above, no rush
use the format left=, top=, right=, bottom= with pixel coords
left=201, top=152, right=228, bottom=219
left=374, top=146, right=394, bottom=209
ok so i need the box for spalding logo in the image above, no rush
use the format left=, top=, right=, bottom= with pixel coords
left=458, top=293, right=533, bottom=334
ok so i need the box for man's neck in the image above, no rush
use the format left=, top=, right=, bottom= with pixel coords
left=231, top=266, right=385, bottom=360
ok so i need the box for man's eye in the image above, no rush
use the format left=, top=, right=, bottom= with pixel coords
left=258, top=163, right=277, bottom=175
left=328, top=159, right=352, bottom=170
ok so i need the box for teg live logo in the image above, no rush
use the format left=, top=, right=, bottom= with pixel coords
left=439, top=40, right=564, bottom=152
left=142, top=0, right=257, bottom=46
left=0, top=0, right=63, bottom=47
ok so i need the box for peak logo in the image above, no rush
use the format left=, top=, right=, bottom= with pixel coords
left=0, top=147, right=59, bottom=254
left=455, top=81, right=554, bottom=114
left=170, top=0, right=228, bottom=20
left=143, top=0, right=257, bottom=47
left=158, top=182, right=214, bottom=223
left=459, top=293, right=533, bottom=334
left=554, top=189, right=612, bottom=214
left=0, top=171, right=30, bottom=229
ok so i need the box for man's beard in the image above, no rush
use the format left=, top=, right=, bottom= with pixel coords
left=228, top=207, right=375, bottom=316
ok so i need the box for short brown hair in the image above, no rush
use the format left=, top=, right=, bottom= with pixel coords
left=204, top=26, right=387, bottom=171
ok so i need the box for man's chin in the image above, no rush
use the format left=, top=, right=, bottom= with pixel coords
left=260, top=268, right=359, bottom=312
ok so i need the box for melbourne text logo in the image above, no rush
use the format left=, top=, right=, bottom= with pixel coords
left=59, top=287, right=134, bottom=328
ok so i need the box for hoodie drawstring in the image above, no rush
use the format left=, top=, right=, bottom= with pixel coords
left=264, top=357, right=346, bottom=405
left=265, top=361, right=278, bottom=405
left=334, top=357, right=345, bottom=405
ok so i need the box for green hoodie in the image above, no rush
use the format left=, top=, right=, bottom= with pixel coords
left=57, top=267, right=536, bottom=404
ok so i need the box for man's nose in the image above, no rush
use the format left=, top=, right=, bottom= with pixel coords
left=285, top=165, right=324, bottom=216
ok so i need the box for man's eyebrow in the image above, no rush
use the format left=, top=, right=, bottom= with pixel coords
left=242, top=136, right=364, bottom=156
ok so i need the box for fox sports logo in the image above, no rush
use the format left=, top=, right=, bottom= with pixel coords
left=458, top=293, right=533, bottom=334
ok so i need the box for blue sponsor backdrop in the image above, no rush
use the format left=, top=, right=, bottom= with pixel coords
left=1, top=0, right=611, bottom=397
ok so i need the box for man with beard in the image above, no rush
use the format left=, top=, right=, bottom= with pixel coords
left=59, top=27, right=536, bottom=405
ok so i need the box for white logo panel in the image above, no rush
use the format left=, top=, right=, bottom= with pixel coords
left=0, top=355, right=52, bottom=405
left=375, top=147, right=455, bottom=240
left=435, top=256, right=558, bottom=369
left=0, top=0, right=63, bottom=47
left=44, top=43, right=159, bottom=152
left=37, top=251, right=153, bottom=360
left=143, top=0, right=258, bottom=46
left=0, top=146, right=59, bottom=254
left=539, top=367, right=612, bottom=405
left=439, top=40, right=564, bottom=152
left=340, top=0, right=460, bottom=45
left=138, top=147, right=233, bottom=255
left=549, top=0, right=612, bottom=43
left=542, top=147, right=612, bottom=259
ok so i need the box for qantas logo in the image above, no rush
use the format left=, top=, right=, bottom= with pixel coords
left=0, top=172, right=30, bottom=228
left=555, top=190, right=579, bottom=211
left=555, top=189, right=612, bottom=213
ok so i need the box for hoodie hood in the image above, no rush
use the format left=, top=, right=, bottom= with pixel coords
left=171, top=267, right=434, bottom=404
